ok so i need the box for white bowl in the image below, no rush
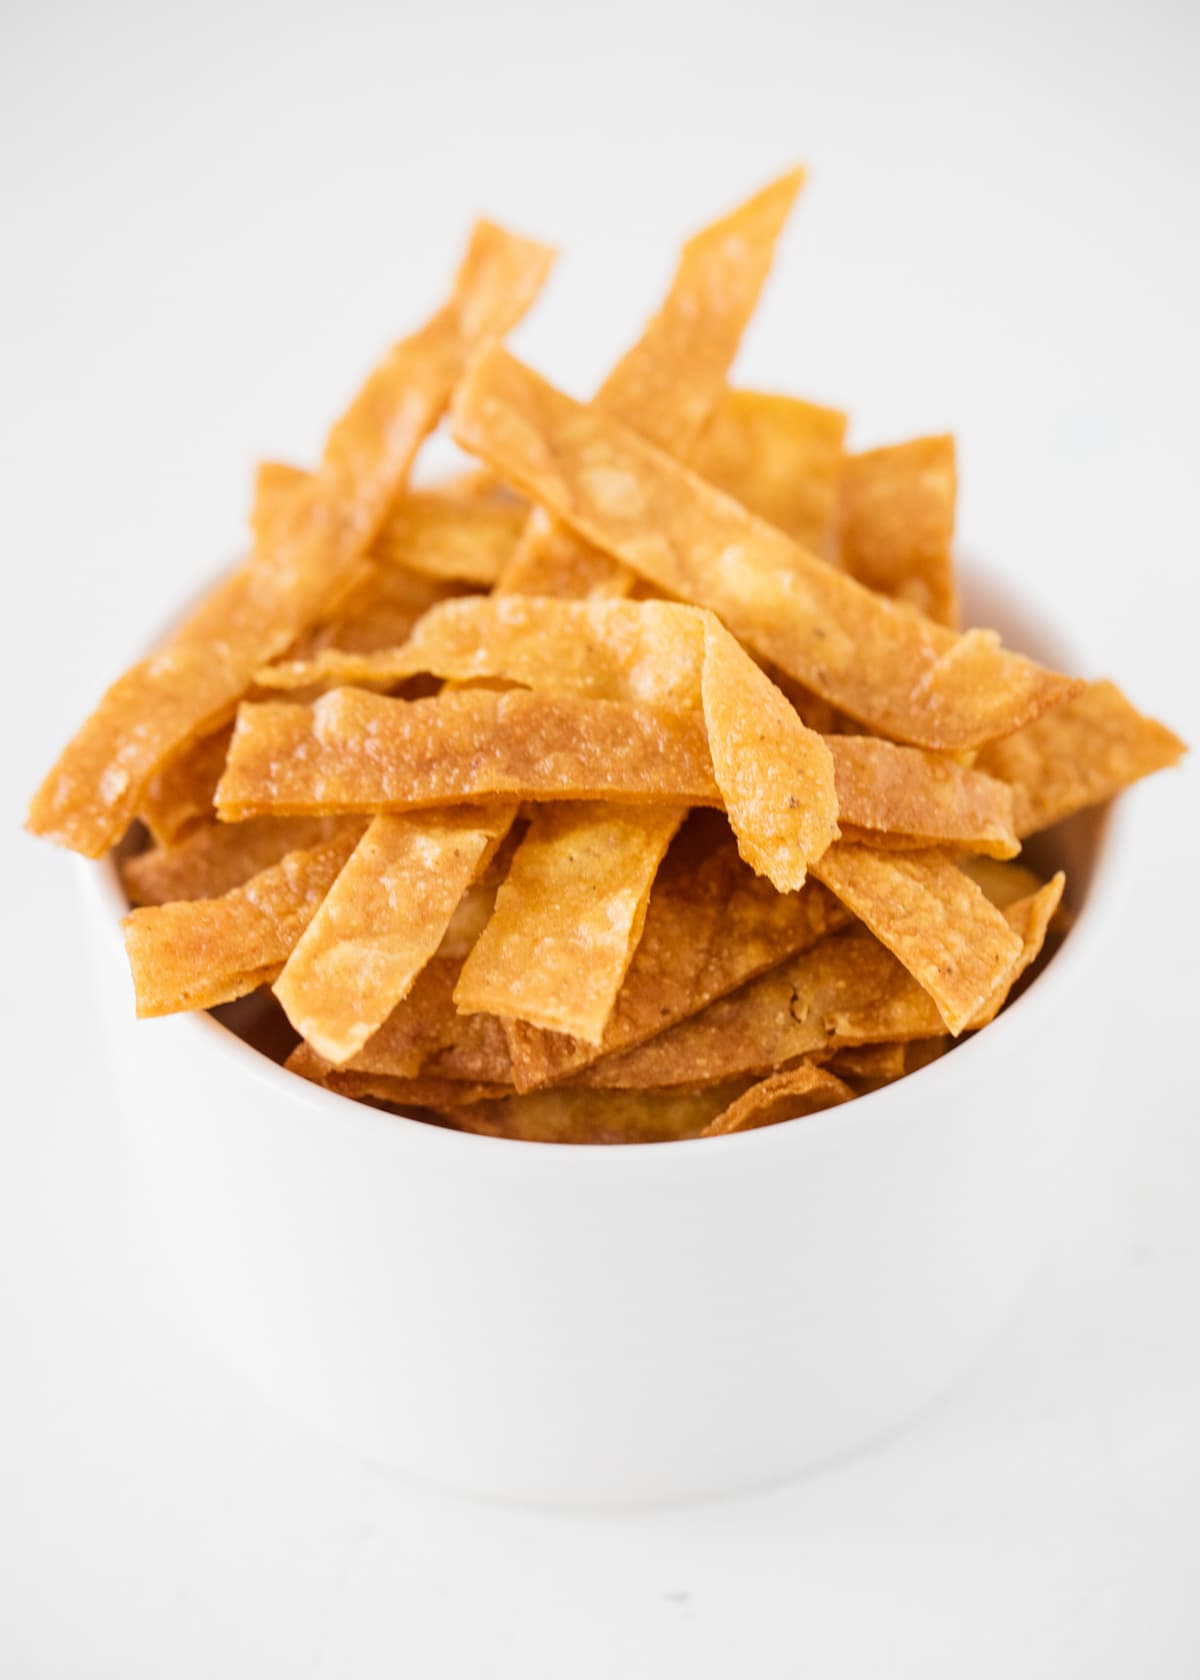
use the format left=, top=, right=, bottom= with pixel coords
left=77, top=570, right=1121, bottom=1507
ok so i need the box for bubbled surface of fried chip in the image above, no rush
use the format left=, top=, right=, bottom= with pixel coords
left=28, top=222, right=553, bottom=858
left=273, top=807, right=515, bottom=1065
left=215, top=687, right=720, bottom=820
left=499, top=168, right=805, bottom=598
left=826, top=736, right=1017, bottom=856
left=694, top=389, right=847, bottom=552
left=810, top=844, right=1022, bottom=1035
left=121, top=831, right=361, bottom=1017
left=452, top=346, right=1079, bottom=751
left=121, top=815, right=361, bottom=906
left=838, top=436, right=959, bottom=626
left=976, top=679, right=1185, bottom=836
left=453, top=802, right=686, bottom=1042
left=700, top=1064, right=854, bottom=1136
left=503, top=819, right=849, bottom=1089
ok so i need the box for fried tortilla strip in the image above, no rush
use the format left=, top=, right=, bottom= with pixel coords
left=976, top=678, right=1186, bottom=836
left=586, top=878, right=1061, bottom=1090
left=700, top=1064, right=853, bottom=1136
left=694, top=389, right=847, bottom=552
left=305, top=563, right=458, bottom=658
left=959, top=855, right=1046, bottom=909
left=499, top=167, right=806, bottom=598
left=837, top=436, right=959, bottom=626
left=826, top=1042, right=908, bottom=1084
left=453, top=803, right=686, bottom=1042
left=139, top=723, right=234, bottom=845
left=443, top=1086, right=748, bottom=1145
left=811, top=844, right=1022, bottom=1035
left=581, top=930, right=893, bottom=1089
left=216, top=688, right=720, bottom=820
left=273, top=807, right=515, bottom=1065
left=121, top=815, right=360, bottom=906
left=828, top=873, right=1065, bottom=1042
left=258, top=597, right=838, bottom=890
left=827, top=736, right=1016, bottom=856
left=452, top=346, right=1080, bottom=750
left=121, top=831, right=360, bottom=1017
left=287, top=1043, right=509, bottom=1113
left=504, top=822, right=848, bottom=1090
left=250, top=460, right=308, bottom=547
left=257, top=466, right=525, bottom=587
left=29, top=222, right=554, bottom=857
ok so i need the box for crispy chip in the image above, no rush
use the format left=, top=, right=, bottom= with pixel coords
left=443, top=1085, right=747, bottom=1144
left=976, top=679, right=1186, bottom=836
left=139, top=723, right=234, bottom=846
left=499, top=168, right=805, bottom=598
left=837, top=436, right=958, bottom=626
left=810, top=844, right=1022, bottom=1034
left=700, top=1064, right=853, bottom=1136
left=28, top=222, right=553, bottom=857
left=121, top=832, right=361, bottom=1016
left=453, top=803, right=685, bottom=1042
left=695, top=389, right=847, bottom=552
left=959, top=855, right=1047, bottom=909
left=273, top=807, right=515, bottom=1064
left=121, top=815, right=359, bottom=906
left=452, top=346, right=1080, bottom=750
left=286, top=1042, right=509, bottom=1113
left=215, top=687, right=720, bottom=820
left=826, top=736, right=1016, bottom=856
left=826, top=1042, right=908, bottom=1084
left=504, top=818, right=848, bottom=1089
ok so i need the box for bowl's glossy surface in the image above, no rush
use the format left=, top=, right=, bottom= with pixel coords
left=79, top=570, right=1120, bottom=1506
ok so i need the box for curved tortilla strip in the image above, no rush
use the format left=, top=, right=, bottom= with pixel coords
left=700, top=1065, right=853, bottom=1136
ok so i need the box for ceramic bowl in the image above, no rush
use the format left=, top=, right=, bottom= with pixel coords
left=77, top=569, right=1119, bottom=1507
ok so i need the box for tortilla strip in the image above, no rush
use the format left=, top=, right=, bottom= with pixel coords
left=694, top=389, right=847, bottom=553
left=975, top=678, right=1186, bottom=836
left=28, top=221, right=554, bottom=857
left=825, top=736, right=1016, bottom=856
left=121, top=831, right=361, bottom=1016
left=443, top=1086, right=749, bottom=1145
left=273, top=807, right=515, bottom=1064
left=700, top=1065, right=853, bottom=1136
left=584, top=879, right=1060, bottom=1089
left=827, top=873, right=1065, bottom=1043
left=498, top=167, right=806, bottom=599
left=451, top=345, right=1080, bottom=750
left=121, top=815, right=360, bottom=906
left=504, top=820, right=848, bottom=1091
left=837, top=436, right=959, bottom=626
left=810, top=844, right=1022, bottom=1035
left=826, top=1042, right=908, bottom=1084
left=139, top=723, right=234, bottom=845
left=453, top=803, right=686, bottom=1041
left=215, top=687, right=720, bottom=821
left=286, top=1044, right=509, bottom=1113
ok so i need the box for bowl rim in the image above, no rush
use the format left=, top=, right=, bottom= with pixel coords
left=80, top=561, right=1134, bottom=1172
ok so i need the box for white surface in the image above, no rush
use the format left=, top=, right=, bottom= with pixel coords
left=2, top=0, right=1198, bottom=1670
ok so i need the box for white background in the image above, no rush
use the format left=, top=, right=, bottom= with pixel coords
left=3, top=0, right=1199, bottom=1674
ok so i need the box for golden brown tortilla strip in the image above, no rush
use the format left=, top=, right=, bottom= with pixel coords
left=139, top=723, right=234, bottom=846
left=215, top=687, right=720, bottom=820
left=286, top=1043, right=509, bottom=1113
left=810, top=844, right=1022, bottom=1035
left=452, top=345, right=1080, bottom=750
left=273, top=807, right=515, bottom=1064
left=250, top=460, right=308, bottom=547
left=443, top=1085, right=748, bottom=1144
left=694, top=389, right=847, bottom=552
left=499, top=168, right=806, bottom=598
left=700, top=1064, right=854, bottom=1136
left=453, top=803, right=686, bottom=1042
left=28, top=222, right=554, bottom=857
left=121, top=831, right=361, bottom=1017
left=828, top=874, right=1065, bottom=1042
left=503, top=821, right=849, bottom=1090
left=959, top=855, right=1047, bottom=909
left=975, top=679, right=1186, bottom=836
left=371, top=491, right=526, bottom=584
left=826, top=736, right=1016, bottom=856
left=826, top=1042, right=908, bottom=1084
left=121, top=815, right=361, bottom=906
left=837, top=436, right=958, bottom=626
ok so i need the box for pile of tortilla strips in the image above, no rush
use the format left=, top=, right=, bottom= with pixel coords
left=28, top=170, right=1185, bottom=1144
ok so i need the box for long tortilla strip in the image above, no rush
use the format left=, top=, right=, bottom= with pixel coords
left=695, top=389, right=847, bottom=554
left=121, top=814, right=360, bottom=906
left=215, top=688, right=721, bottom=820
left=28, top=221, right=554, bottom=856
left=837, top=436, right=959, bottom=626
left=451, top=345, right=1080, bottom=751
